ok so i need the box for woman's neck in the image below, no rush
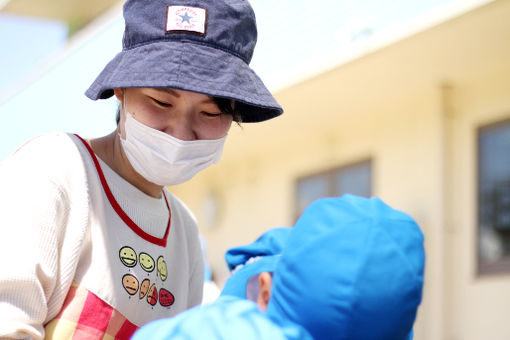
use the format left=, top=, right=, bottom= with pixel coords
left=88, top=130, right=164, bottom=198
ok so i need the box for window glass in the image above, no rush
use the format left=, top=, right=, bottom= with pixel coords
left=335, top=161, right=372, bottom=198
left=478, top=120, right=510, bottom=273
left=295, top=160, right=372, bottom=220
left=295, top=175, right=330, bottom=219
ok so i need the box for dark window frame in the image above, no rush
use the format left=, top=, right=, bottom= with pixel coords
left=477, top=117, right=510, bottom=275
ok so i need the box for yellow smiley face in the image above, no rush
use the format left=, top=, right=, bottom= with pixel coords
left=119, top=246, right=137, bottom=267
left=157, top=256, right=168, bottom=281
left=139, top=252, right=155, bottom=273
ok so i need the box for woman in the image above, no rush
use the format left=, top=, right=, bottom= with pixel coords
left=0, top=0, right=282, bottom=338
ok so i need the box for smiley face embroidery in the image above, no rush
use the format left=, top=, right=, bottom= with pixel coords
left=159, top=288, right=175, bottom=307
left=157, top=256, right=168, bottom=281
left=122, top=274, right=139, bottom=296
left=139, top=252, right=155, bottom=273
left=119, top=246, right=137, bottom=268
left=139, top=278, right=150, bottom=299
left=147, top=284, right=158, bottom=306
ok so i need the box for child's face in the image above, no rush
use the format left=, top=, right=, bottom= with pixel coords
left=115, top=87, right=233, bottom=141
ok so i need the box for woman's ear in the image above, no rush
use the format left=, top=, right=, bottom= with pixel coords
left=113, top=88, right=124, bottom=101
left=256, top=272, right=273, bottom=312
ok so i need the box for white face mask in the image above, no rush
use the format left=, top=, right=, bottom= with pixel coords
left=120, top=110, right=227, bottom=186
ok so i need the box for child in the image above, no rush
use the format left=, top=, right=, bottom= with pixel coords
left=131, top=195, right=425, bottom=340
left=131, top=295, right=312, bottom=340
left=266, top=195, right=425, bottom=340
left=0, top=0, right=282, bottom=338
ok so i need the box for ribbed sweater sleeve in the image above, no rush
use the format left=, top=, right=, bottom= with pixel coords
left=165, top=191, right=204, bottom=309
left=0, top=133, right=90, bottom=339
left=188, top=238, right=205, bottom=308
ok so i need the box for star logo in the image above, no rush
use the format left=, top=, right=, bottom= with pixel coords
left=179, top=12, right=193, bottom=24
left=166, top=6, right=207, bottom=35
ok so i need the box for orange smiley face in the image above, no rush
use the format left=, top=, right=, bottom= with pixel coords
left=139, top=278, right=150, bottom=299
left=122, top=274, right=139, bottom=296
left=147, top=284, right=158, bottom=306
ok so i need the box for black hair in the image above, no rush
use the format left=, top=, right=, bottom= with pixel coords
left=213, top=96, right=242, bottom=123
left=116, top=105, right=121, bottom=125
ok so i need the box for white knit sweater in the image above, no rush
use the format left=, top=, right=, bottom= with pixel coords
left=0, top=133, right=204, bottom=339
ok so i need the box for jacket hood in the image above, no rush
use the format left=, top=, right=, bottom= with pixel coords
left=266, top=195, right=425, bottom=340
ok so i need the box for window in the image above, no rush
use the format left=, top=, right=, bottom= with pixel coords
left=295, top=160, right=372, bottom=220
left=478, top=119, right=510, bottom=274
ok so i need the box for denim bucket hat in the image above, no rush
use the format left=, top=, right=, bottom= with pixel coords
left=266, top=195, right=425, bottom=340
left=85, top=0, right=283, bottom=123
left=221, top=227, right=291, bottom=299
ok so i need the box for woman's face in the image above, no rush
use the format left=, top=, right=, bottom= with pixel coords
left=115, top=88, right=233, bottom=141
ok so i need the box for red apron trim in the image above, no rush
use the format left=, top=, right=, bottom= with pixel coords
left=74, top=134, right=170, bottom=247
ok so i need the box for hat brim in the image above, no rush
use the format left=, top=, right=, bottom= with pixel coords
left=85, top=40, right=283, bottom=123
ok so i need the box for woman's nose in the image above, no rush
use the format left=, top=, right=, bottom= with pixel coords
left=162, top=112, right=196, bottom=141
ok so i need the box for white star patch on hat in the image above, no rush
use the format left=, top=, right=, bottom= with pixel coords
left=166, top=6, right=207, bottom=36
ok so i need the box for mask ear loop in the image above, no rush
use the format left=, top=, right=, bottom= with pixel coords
left=119, top=89, right=128, bottom=141
left=122, top=89, right=127, bottom=116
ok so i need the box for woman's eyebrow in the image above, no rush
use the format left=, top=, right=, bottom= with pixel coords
left=155, top=89, right=214, bottom=104
left=200, top=98, right=216, bottom=104
left=154, top=88, right=181, bottom=97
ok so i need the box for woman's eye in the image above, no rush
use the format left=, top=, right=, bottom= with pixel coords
left=202, top=111, right=222, bottom=118
left=152, top=98, right=172, bottom=107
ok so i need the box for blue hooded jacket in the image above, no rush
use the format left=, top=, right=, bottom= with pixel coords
left=131, top=296, right=312, bottom=340
left=221, top=227, right=291, bottom=299
left=266, top=195, right=425, bottom=340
